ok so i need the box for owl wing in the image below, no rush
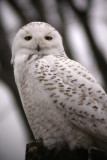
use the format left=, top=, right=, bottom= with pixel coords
left=37, top=55, right=107, bottom=142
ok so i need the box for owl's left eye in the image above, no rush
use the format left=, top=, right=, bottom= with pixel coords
left=45, top=36, right=53, bottom=40
left=24, top=36, right=32, bottom=41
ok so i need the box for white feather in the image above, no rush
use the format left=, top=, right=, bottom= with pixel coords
left=12, top=22, right=107, bottom=151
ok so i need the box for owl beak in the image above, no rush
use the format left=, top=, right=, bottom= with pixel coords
left=36, top=45, right=40, bottom=52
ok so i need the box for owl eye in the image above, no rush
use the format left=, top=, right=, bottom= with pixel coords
left=24, top=36, right=32, bottom=41
left=45, top=36, right=53, bottom=40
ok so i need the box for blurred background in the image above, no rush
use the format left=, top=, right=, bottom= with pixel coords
left=0, top=0, right=107, bottom=160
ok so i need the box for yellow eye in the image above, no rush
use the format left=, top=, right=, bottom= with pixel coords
left=45, top=36, right=53, bottom=40
left=24, top=36, right=32, bottom=41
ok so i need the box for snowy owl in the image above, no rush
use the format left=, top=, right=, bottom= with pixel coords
left=11, top=22, right=107, bottom=151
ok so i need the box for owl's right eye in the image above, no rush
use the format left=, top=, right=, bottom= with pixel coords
left=24, top=36, right=32, bottom=41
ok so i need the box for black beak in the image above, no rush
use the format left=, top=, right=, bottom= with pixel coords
left=37, top=45, right=40, bottom=52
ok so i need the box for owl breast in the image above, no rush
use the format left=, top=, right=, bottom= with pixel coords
left=14, top=55, right=93, bottom=149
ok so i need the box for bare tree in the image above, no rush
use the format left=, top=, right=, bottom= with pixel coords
left=0, top=0, right=107, bottom=159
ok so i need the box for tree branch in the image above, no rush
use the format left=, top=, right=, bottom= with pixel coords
left=67, top=0, right=107, bottom=90
left=56, top=0, right=73, bottom=59
left=6, top=0, right=28, bottom=24
left=31, top=0, right=47, bottom=21
left=0, top=21, right=34, bottom=140
left=25, top=140, right=88, bottom=160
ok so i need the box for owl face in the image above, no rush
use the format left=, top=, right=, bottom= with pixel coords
left=12, top=22, right=64, bottom=63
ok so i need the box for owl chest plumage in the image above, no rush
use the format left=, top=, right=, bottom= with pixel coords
left=14, top=54, right=107, bottom=150
left=14, top=55, right=77, bottom=148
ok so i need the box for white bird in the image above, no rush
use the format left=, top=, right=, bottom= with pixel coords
left=11, top=22, right=107, bottom=151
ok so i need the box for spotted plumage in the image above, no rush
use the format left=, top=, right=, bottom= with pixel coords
left=12, top=22, right=107, bottom=151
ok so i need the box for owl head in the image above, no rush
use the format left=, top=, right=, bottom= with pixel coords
left=11, top=22, right=65, bottom=65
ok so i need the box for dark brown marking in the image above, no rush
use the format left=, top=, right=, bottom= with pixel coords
left=101, top=118, right=105, bottom=121
left=86, top=102, right=91, bottom=105
left=67, top=75, right=73, bottom=78
left=40, top=67, right=44, bottom=70
left=66, top=90, right=70, bottom=92
left=87, top=77, right=91, bottom=80
left=59, top=90, right=64, bottom=92
left=60, top=102, right=63, bottom=105
left=79, top=84, right=85, bottom=88
left=83, top=74, right=86, bottom=77
left=37, top=76, right=44, bottom=79
left=72, top=91, right=76, bottom=94
left=69, top=107, right=72, bottom=110
left=35, top=64, right=39, bottom=68
left=93, top=124, right=96, bottom=127
left=78, top=103, right=83, bottom=106
left=68, top=95, right=72, bottom=97
left=91, top=115, right=95, bottom=118
left=78, top=72, right=81, bottom=74
left=50, top=93, right=56, bottom=97
left=84, top=112, right=88, bottom=116
left=64, top=114, right=66, bottom=118
left=27, top=54, right=34, bottom=61
left=54, top=100, right=57, bottom=103
left=44, top=83, right=54, bottom=85
left=92, top=106, right=98, bottom=110
left=97, top=90, right=101, bottom=93
left=37, top=72, right=42, bottom=74
left=88, top=88, right=92, bottom=90
left=62, top=105, right=65, bottom=108
left=89, top=92, right=91, bottom=94
left=99, top=96, right=102, bottom=99
left=59, top=84, right=64, bottom=87
left=64, top=93, right=72, bottom=96
left=60, top=68, right=65, bottom=70
left=45, top=87, right=57, bottom=90
left=43, top=79, right=48, bottom=81
left=79, top=111, right=83, bottom=113
left=71, top=80, right=76, bottom=83
left=43, top=73, right=47, bottom=76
